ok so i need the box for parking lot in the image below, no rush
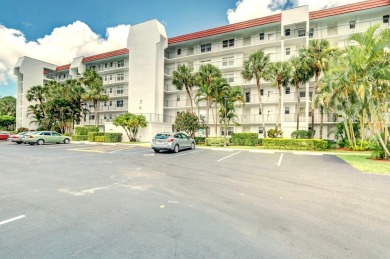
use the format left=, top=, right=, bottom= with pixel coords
left=1, top=141, right=390, bottom=258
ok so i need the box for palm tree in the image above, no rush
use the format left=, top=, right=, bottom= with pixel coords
left=289, top=55, right=314, bottom=130
left=242, top=50, right=270, bottom=138
left=80, top=68, right=107, bottom=127
left=301, top=39, right=336, bottom=138
left=26, top=85, right=49, bottom=117
left=195, top=64, right=222, bottom=137
left=172, top=64, right=196, bottom=113
left=211, top=78, right=230, bottom=136
left=264, top=61, right=291, bottom=132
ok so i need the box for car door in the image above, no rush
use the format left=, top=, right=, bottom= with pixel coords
left=173, top=133, right=183, bottom=149
left=43, top=131, right=54, bottom=143
left=52, top=132, right=63, bottom=143
left=180, top=133, right=190, bottom=148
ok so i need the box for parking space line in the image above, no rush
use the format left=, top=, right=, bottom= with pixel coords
left=169, top=150, right=203, bottom=158
left=277, top=153, right=284, bottom=166
left=0, top=215, right=25, bottom=226
left=293, top=151, right=323, bottom=156
left=217, top=151, right=242, bottom=162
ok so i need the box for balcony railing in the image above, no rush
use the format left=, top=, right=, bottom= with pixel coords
left=105, top=90, right=128, bottom=97
left=103, top=76, right=128, bottom=85
left=91, top=61, right=129, bottom=72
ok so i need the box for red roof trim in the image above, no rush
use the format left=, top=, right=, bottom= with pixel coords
left=56, top=64, right=71, bottom=71
left=168, top=0, right=389, bottom=44
left=168, top=14, right=281, bottom=45
left=310, top=0, right=390, bottom=20
left=82, top=48, right=129, bottom=63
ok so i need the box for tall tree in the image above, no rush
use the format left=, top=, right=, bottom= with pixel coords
left=242, top=50, right=270, bottom=138
left=264, top=61, right=291, bottom=132
left=195, top=64, right=222, bottom=137
left=0, top=96, right=16, bottom=117
left=26, top=85, right=49, bottom=117
left=289, top=55, right=314, bottom=130
left=301, top=39, right=336, bottom=138
left=172, top=64, right=196, bottom=113
left=113, top=113, right=147, bottom=142
left=80, top=68, right=108, bottom=127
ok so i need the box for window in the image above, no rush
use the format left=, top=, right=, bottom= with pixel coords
left=177, top=95, right=180, bottom=101
left=221, top=127, right=234, bottom=136
left=285, top=87, right=290, bottom=94
left=89, top=103, right=94, bottom=108
left=43, top=132, right=51, bottom=136
left=286, top=48, right=291, bottom=56
left=259, top=33, right=264, bottom=40
left=245, top=92, right=251, bottom=103
left=298, top=29, right=305, bottom=37
left=285, top=28, right=291, bottom=36
left=109, top=101, right=112, bottom=106
left=117, top=73, right=124, bottom=81
left=258, top=127, right=264, bottom=134
left=299, top=107, right=305, bottom=115
left=110, top=62, right=113, bottom=68
left=117, top=100, right=124, bottom=107
left=300, top=91, right=306, bottom=97
left=104, top=102, right=107, bottom=107
left=109, top=88, right=112, bottom=93
left=109, top=114, right=112, bottom=120
left=222, top=39, right=234, bottom=48
left=200, top=59, right=211, bottom=64
left=384, top=15, right=389, bottom=24
left=309, top=28, right=314, bottom=38
left=104, top=115, right=107, bottom=120
left=258, top=108, right=262, bottom=115
left=349, top=20, right=356, bottom=29
left=109, top=75, right=112, bottom=80
left=222, top=57, right=234, bottom=67
left=90, top=115, right=95, bottom=120
left=105, top=63, right=108, bottom=68
left=104, top=76, right=108, bottom=82
left=117, top=87, right=123, bottom=94
left=53, top=132, right=61, bottom=137
left=223, top=74, right=234, bottom=83
left=200, top=43, right=211, bottom=53
left=285, top=107, right=290, bottom=114
left=177, top=49, right=181, bottom=56
left=90, top=66, right=96, bottom=71
left=260, top=89, right=264, bottom=96
left=117, top=60, right=125, bottom=67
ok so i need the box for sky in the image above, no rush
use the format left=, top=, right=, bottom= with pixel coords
left=0, top=0, right=363, bottom=97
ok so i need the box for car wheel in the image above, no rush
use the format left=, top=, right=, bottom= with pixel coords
left=17, top=142, right=22, bottom=144
left=153, top=149, right=159, bottom=153
left=64, top=138, right=70, bottom=144
left=37, top=139, right=44, bottom=145
left=173, top=145, right=179, bottom=153
left=190, top=142, right=195, bottom=150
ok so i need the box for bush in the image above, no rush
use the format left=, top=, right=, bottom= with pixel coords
left=71, top=135, right=88, bottom=141
left=195, top=137, right=206, bottom=144
left=230, top=133, right=258, bottom=146
left=205, top=137, right=226, bottom=147
left=267, top=129, right=283, bottom=138
left=95, top=136, right=106, bottom=142
left=88, top=132, right=104, bottom=142
left=17, top=127, right=29, bottom=133
left=74, top=126, right=99, bottom=136
left=104, top=133, right=122, bottom=143
left=262, top=138, right=328, bottom=150
left=291, top=130, right=309, bottom=139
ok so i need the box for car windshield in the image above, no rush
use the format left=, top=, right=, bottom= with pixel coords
left=154, top=134, right=170, bottom=139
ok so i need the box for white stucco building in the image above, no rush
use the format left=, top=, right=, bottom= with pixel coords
left=14, top=0, right=390, bottom=141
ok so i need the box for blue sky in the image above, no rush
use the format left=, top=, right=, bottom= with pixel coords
left=0, top=0, right=362, bottom=97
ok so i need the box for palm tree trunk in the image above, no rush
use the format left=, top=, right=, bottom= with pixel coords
left=320, top=107, right=324, bottom=139
left=186, top=88, right=194, bottom=113
left=296, top=83, right=300, bottom=131
left=311, top=72, right=319, bottom=138
left=257, top=80, right=266, bottom=138
left=206, top=100, right=210, bottom=137
left=215, top=103, right=218, bottom=136
left=94, top=100, right=98, bottom=127
left=276, top=83, right=282, bottom=132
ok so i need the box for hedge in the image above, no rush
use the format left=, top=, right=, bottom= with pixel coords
left=230, top=133, right=258, bottom=146
left=95, top=136, right=106, bottom=142
left=205, top=137, right=226, bottom=147
left=74, top=126, right=99, bottom=136
left=195, top=137, right=206, bottom=144
left=104, top=133, right=122, bottom=143
left=88, top=132, right=105, bottom=142
left=71, top=135, right=88, bottom=141
left=262, top=138, right=328, bottom=150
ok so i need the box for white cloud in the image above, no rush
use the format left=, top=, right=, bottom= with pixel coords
left=0, top=21, right=130, bottom=87
left=227, top=0, right=364, bottom=24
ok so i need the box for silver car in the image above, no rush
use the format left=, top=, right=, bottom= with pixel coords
left=8, top=131, right=30, bottom=144
left=151, top=132, right=195, bottom=153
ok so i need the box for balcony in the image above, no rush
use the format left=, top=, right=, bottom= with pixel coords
left=92, top=61, right=128, bottom=73
left=103, top=76, right=128, bottom=86
left=99, top=105, right=127, bottom=112
left=106, top=89, right=128, bottom=98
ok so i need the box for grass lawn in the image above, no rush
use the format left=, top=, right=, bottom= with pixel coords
left=337, top=154, right=390, bottom=174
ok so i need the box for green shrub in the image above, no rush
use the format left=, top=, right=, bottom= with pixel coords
left=17, top=127, right=29, bottom=133
left=195, top=137, right=206, bottom=144
left=95, top=136, right=106, bottom=142
left=291, top=130, right=309, bottom=139
left=71, top=135, right=88, bottom=141
left=104, top=133, right=122, bottom=143
left=230, top=133, right=258, bottom=146
left=88, top=132, right=104, bottom=142
left=262, top=138, right=328, bottom=150
left=74, top=126, right=99, bottom=135
left=205, top=137, right=226, bottom=147
left=267, top=129, right=283, bottom=138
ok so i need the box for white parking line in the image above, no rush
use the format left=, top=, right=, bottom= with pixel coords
left=169, top=150, right=203, bottom=158
left=293, top=151, right=323, bottom=156
left=277, top=153, right=284, bottom=166
left=217, top=151, right=242, bottom=162
left=0, top=215, right=26, bottom=226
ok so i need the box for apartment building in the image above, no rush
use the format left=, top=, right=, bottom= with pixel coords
left=14, top=0, right=390, bottom=141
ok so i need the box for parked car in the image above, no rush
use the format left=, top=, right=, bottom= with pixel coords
left=8, top=131, right=30, bottom=144
left=23, top=131, right=71, bottom=145
left=151, top=132, right=195, bottom=153
left=0, top=131, right=11, bottom=140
